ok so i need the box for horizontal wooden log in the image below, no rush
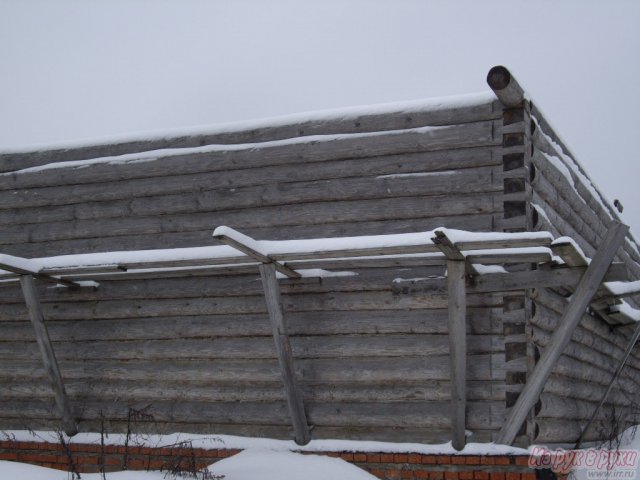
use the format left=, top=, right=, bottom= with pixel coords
left=0, top=334, right=504, bottom=361
left=0, top=398, right=504, bottom=429
left=0, top=378, right=505, bottom=403
left=0, top=308, right=503, bottom=342
left=3, top=213, right=496, bottom=258
left=537, top=393, right=598, bottom=420
left=0, top=354, right=506, bottom=384
left=1, top=120, right=500, bottom=190
left=534, top=417, right=631, bottom=444
left=0, top=99, right=501, bottom=173
left=0, top=193, right=501, bottom=246
left=0, top=152, right=501, bottom=215
left=544, top=373, right=633, bottom=407
left=0, top=290, right=502, bottom=321
left=487, top=66, right=525, bottom=107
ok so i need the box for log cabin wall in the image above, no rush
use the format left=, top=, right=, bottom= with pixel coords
left=0, top=94, right=512, bottom=443
left=525, top=103, right=640, bottom=445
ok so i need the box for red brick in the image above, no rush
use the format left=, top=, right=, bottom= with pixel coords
left=451, top=456, right=466, bottom=465
left=401, top=470, right=415, bottom=479
left=490, top=473, right=506, bottom=480
left=474, top=472, right=490, bottom=480
left=0, top=452, right=17, bottom=461
left=369, top=468, right=386, bottom=478
left=422, top=455, right=437, bottom=465
left=444, top=471, right=458, bottom=480
left=386, top=469, right=401, bottom=480
left=481, top=456, right=495, bottom=465
left=395, top=454, right=409, bottom=463
left=514, top=457, right=530, bottom=466
left=459, top=472, right=474, bottom=480
left=368, top=454, right=382, bottom=463
left=381, top=454, right=395, bottom=463
left=438, top=455, right=452, bottom=465
left=466, top=456, right=481, bottom=465
left=408, top=454, right=422, bottom=464
left=429, top=472, right=444, bottom=480
left=521, top=474, right=536, bottom=480
left=416, top=471, right=430, bottom=479
left=354, top=453, right=367, bottom=462
left=341, top=453, right=355, bottom=461
left=506, top=473, right=520, bottom=480
left=494, top=457, right=511, bottom=466
left=326, top=452, right=341, bottom=458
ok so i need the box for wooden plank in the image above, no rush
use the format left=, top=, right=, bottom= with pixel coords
left=19, top=275, right=77, bottom=435
left=0, top=162, right=502, bottom=223
left=447, top=260, right=467, bottom=450
left=0, top=193, right=501, bottom=246
left=0, top=101, right=501, bottom=174
left=1, top=120, right=500, bottom=189
left=258, top=263, right=310, bottom=444
left=496, top=222, right=629, bottom=445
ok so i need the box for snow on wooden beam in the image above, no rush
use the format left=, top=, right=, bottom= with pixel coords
left=258, top=263, right=311, bottom=445
left=496, top=221, right=629, bottom=446
left=0, top=253, right=81, bottom=288
left=19, top=275, right=78, bottom=436
left=213, top=227, right=301, bottom=278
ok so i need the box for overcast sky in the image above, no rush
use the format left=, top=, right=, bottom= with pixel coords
left=1, top=0, right=639, bottom=233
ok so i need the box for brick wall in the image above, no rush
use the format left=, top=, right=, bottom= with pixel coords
left=0, top=440, right=544, bottom=480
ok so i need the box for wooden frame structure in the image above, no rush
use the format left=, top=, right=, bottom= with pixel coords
left=2, top=224, right=639, bottom=447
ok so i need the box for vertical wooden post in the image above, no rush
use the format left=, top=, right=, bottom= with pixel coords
left=447, top=259, right=467, bottom=451
left=496, top=222, right=629, bottom=445
left=19, top=275, right=77, bottom=436
left=258, top=263, right=311, bottom=445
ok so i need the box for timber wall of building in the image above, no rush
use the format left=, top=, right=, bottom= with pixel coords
left=524, top=104, right=640, bottom=445
left=0, top=96, right=511, bottom=443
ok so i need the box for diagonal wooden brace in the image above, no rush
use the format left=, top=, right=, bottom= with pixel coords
left=258, top=263, right=311, bottom=445
left=20, top=275, right=78, bottom=436
left=496, top=221, right=629, bottom=445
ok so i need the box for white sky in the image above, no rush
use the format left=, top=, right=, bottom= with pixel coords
left=1, top=0, right=639, bottom=233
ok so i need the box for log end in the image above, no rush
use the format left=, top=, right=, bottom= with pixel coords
left=487, top=66, right=512, bottom=91
left=486, top=65, right=525, bottom=107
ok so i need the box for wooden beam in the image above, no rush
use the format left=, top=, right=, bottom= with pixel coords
left=214, top=230, right=301, bottom=279
left=0, top=254, right=81, bottom=288
left=496, top=221, right=629, bottom=445
left=258, top=263, right=311, bottom=445
left=447, top=259, right=467, bottom=450
left=486, top=66, right=525, bottom=107
left=19, top=275, right=78, bottom=436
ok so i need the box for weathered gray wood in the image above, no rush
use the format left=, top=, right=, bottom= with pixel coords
left=4, top=212, right=496, bottom=258
left=1, top=354, right=505, bottom=384
left=534, top=418, right=621, bottom=444
left=1, top=120, right=500, bottom=190
left=19, top=275, right=77, bottom=436
left=0, top=160, right=501, bottom=216
left=575, top=321, right=640, bottom=448
left=0, top=193, right=501, bottom=247
left=259, top=263, right=310, bottom=444
left=486, top=66, right=525, bottom=107
left=447, top=260, right=467, bottom=450
left=497, top=222, right=629, bottom=445
left=0, top=309, right=503, bottom=341
left=0, top=334, right=503, bottom=361
left=0, top=99, right=501, bottom=174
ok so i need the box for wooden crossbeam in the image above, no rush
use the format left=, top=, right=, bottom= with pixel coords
left=213, top=231, right=301, bottom=279
left=0, top=254, right=81, bottom=288
left=258, top=263, right=311, bottom=445
left=496, top=221, right=629, bottom=445
left=19, top=275, right=78, bottom=436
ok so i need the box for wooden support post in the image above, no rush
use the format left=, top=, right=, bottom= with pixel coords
left=19, top=275, right=78, bottom=436
left=496, top=222, right=629, bottom=445
left=258, top=263, right=311, bottom=445
left=447, top=259, right=467, bottom=451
